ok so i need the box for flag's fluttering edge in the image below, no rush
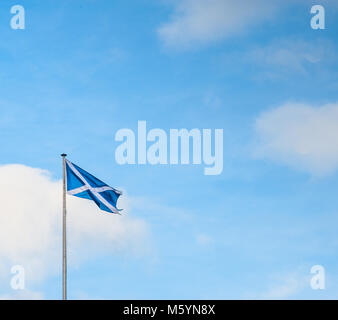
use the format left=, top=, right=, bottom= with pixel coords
left=65, top=160, right=122, bottom=214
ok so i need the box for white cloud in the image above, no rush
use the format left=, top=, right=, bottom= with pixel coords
left=196, top=233, right=213, bottom=246
left=158, top=1, right=338, bottom=50
left=157, top=0, right=279, bottom=49
left=0, top=164, right=150, bottom=289
left=248, top=39, right=335, bottom=74
left=254, top=102, right=338, bottom=175
left=259, top=271, right=308, bottom=299
left=204, top=92, right=222, bottom=110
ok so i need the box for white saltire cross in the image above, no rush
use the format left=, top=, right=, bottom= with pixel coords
left=66, top=160, right=121, bottom=214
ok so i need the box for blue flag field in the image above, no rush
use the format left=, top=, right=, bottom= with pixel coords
left=65, top=159, right=122, bottom=214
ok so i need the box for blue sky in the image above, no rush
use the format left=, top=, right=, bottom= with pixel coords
left=1, top=0, right=338, bottom=299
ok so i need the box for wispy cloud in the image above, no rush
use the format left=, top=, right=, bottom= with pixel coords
left=158, top=0, right=338, bottom=51
left=246, top=39, right=337, bottom=77
left=217, top=38, right=338, bottom=82
left=196, top=233, right=213, bottom=246
left=157, top=0, right=279, bottom=50
left=258, top=270, right=309, bottom=299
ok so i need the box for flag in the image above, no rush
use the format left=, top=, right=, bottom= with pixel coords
left=65, top=159, right=122, bottom=214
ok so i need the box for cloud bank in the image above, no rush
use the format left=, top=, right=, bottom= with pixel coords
left=0, top=164, right=149, bottom=295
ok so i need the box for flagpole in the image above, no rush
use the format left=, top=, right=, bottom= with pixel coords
left=61, top=153, right=67, bottom=300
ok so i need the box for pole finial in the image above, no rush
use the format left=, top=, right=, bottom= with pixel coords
left=61, top=153, right=67, bottom=157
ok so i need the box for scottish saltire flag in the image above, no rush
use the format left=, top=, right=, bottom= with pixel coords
left=65, top=160, right=122, bottom=214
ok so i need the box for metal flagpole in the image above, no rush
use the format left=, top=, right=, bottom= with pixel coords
left=61, top=153, right=67, bottom=300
